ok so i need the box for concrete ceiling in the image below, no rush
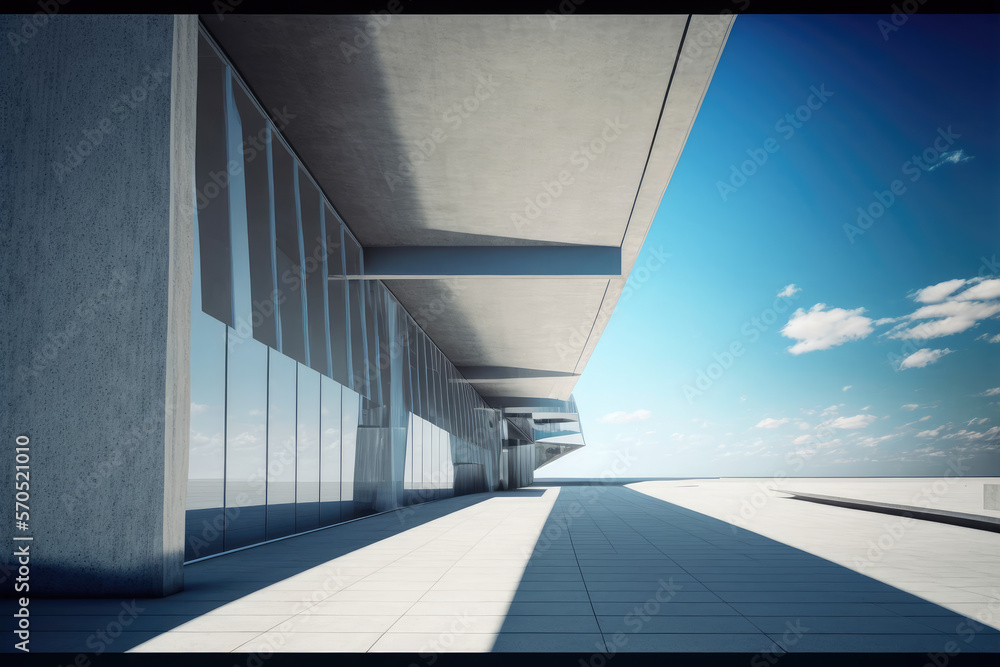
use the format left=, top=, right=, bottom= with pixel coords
left=201, top=14, right=734, bottom=407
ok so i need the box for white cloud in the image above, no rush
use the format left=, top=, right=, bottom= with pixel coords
left=927, top=149, right=974, bottom=171
left=599, top=409, right=652, bottom=424
left=798, top=421, right=810, bottom=430
left=888, top=278, right=1000, bottom=340
left=979, top=333, right=1000, bottom=344
left=792, top=435, right=813, bottom=445
left=888, top=301, right=1000, bottom=339
left=916, top=426, right=945, bottom=438
left=901, top=404, right=919, bottom=411
left=979, top=388, right=1000, bottom=397
left=842, top=385, right=852, bottom=392
left=191, top=402, right=208, bottom=415
left=827, top=414, right=877, bottom=429
left=755, top=417, right=790, bottom=429
left=898, top=348, right=953, bottom=370
left=953, top=279, right=1000, bottom=301
left=912, top=279, right=967, bottom=303
left=857, top=434, right=898, bottom=448
left=781, top=304, right=874, bottom=354
left=917, top=415, right=931, bottom=422
left=777, top=284, right=800, bottom=298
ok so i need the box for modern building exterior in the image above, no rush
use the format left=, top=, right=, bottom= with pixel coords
left=1, top=14, right=732, bottom=597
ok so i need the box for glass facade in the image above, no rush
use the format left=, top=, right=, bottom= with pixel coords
left=184, top=29, right=504, bottom=561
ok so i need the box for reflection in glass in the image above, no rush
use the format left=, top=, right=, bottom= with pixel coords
left=296, top=365, right=321, bottom=532
left=272, top=139, right=306, bottom=365
left=266, top=350, right=296, bottom=541
left=231, top=80, right=278, bottom=349
left=320, top=376, right=342, bottom=525
left=195, top=35, right=232, bottom=326
left=299, top=169, right=327, bottom=375
left=327, top=211, right=350, bottom=387
left=341, top=387, right=360, bottom=521
left=185, top=310, right=227, bottom=561
left=225, top=66, right=253, bottom=333
left=224, top=331, right=268, bottom=550
left=423, top=420, right=434, bottom=500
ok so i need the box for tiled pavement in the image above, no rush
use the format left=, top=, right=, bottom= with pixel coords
left=3, top=482, right=999, bottom=653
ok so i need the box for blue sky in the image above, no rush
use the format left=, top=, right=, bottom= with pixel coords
left=542, top=14, right=1000, bottom=479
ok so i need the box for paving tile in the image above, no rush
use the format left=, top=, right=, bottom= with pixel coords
left=491, top=633, right=607, bottom=652
left=728, top=602, right=899, bottom=617
left=606, top=633, right=781, bottom=652
left=592, top=602, right=741, bottom=617
left=745, top=616, right=948, bottom=635
left=597, top=615, right=761, bottom=634
left=771, top=633, right=987, bottom=653
left=235, top=631, right=383, bottom=652
left=369, top=632, right=498, bottom=652
left=129, top=631, right=263, bottom=652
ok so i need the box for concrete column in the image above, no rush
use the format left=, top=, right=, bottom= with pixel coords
left=0, top=15, right=197, bottom=597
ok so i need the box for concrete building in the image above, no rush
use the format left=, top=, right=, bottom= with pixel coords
left=0, top=14, right=732, bottom=598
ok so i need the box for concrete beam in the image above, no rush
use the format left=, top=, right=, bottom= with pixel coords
left=334, top=245, right=621, bottom=280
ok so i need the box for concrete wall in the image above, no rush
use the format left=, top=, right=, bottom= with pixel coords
left=0, top=15, right=197, bottom=597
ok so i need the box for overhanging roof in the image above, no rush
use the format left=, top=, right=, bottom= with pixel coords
left=201, top=14, right=733, bottom=408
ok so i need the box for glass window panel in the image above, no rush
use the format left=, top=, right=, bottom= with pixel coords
left=195, top=34, right=232, bottom=327
left=411, top=415, right=423, bottom=497
left=320, top=375, right=342, bottom=526
left=185, top=309, right=227, bottom=561
left=403, top=413, right=414, bottom=498
left=348, top=280, right=367, bottom=398
left=272, top=139, right=307, bottom=364
left=364, top=280, right=381, bottom=404
left=326, top=212, right=350, bottom=387
left=296, top=365, right=321, bottom=532
left=266, top=350, right=296, bottom=541
left=231, top=82, right=277, bottom=349
left=419, top=334, right=430, bottom=420
left=224, top=331, right=268, bottom=551
left=225, top=67, right=253, bottom=334
left=422, top=419, right=433, bottom=495
left=341, top=387, right=360, bottom=521
left=299, top=170, right=328, bottom=375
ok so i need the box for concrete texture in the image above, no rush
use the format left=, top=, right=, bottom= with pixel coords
left=0, top=14, right=196, bottom=597
left=2, top=482, right=996, bottom=653
left=199, top=15, right=734, bottom=406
